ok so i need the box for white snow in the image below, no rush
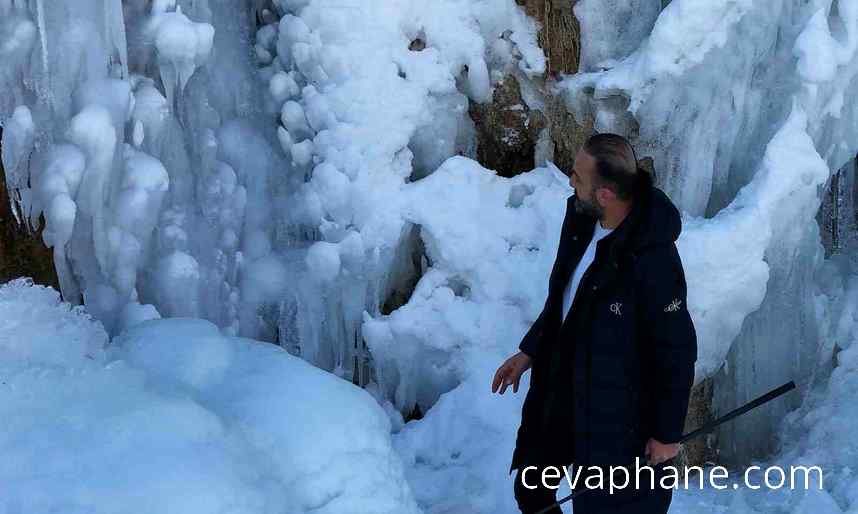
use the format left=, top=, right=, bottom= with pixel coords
left=290, top=138, right=314, bottom=166
left=66, top=105, right=117, bottom=219
left=560, top=0, right=858, bottom=458
left=680, top=101, right=831, bottom=379
left=117, top=300, right=161, bottom=333
left=573, top=0, right=661, bottom=72
left=3, top=0, right=858, bottom=512
left=0, top=279, right=419, bottom=514
left=0, top=0, right=546, bottom=363
left=241, top=254, right=290, bottom=303
left=281, top=100, right=312, bottom=139
left=269, top=71, right=299, bottom=102
left=153, top=251, right=201, bottom=317
left=252, top=0, right=547, bottom=379
left=277, top=125, right=294, bottom=153
left=364, top=157, right=568, bottom=412
left=372, top=0, right=858, bottom=509
left=310, top=162, right=350, bottom=222
left=0, top=11, right=36, bottom=61
left=666, top=264, right=858, bottom=514
left=306, top=241, right=342, bottom=283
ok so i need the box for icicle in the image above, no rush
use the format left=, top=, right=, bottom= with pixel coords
left=0, top=106, right=35, bottom=225
left=144, top=4, right=214, bottom=109
left=34, top=0, right=48, bottom=75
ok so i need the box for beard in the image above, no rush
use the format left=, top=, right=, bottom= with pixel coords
left=574, top=193, right=604, bottom=219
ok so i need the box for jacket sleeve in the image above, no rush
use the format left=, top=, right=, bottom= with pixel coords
left=519, top=196, right=575, bottom=359
left=518, top=296, right=548, bottom=359
left=637, top=244, right=698, bottom=444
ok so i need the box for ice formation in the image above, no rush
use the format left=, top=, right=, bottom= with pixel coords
left=363, top=157, right=569, bottom=412
left=0, top=0, right=546, bottom=370
left=3, top=0, right=858, bottom=512
left=143, top=1, right=214, bottom=106
left=250, top=0, right=547, bottom=381
left=386, top=0, right=858, bottom=509
left=561, top=0, right=858, bottom=461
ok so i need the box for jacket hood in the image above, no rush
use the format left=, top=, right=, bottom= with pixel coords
left=628, top=186, right=682, bottom=251
left=568, top=185, right=682, bottom=260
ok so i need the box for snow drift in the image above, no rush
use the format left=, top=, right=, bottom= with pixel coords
left=0, top=278, right=418, bottom=514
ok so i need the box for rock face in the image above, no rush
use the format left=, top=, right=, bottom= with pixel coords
left=540, top=91, right=594, bottom=174
left=380, top=225, right=426, bottom=316
left=0, top=128, right=59, bottom=290
left=817, top=156, right=858, bottom=257
left=468, top=1, right=591, bottom=177
left=677, top=378, right=718, bottom=470
left=515, top=0, right=581, bottom=76
left=468, top=77, right=547, bottom=177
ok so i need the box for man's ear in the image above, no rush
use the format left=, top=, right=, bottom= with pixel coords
left=596, top=186, right=616, bottom=206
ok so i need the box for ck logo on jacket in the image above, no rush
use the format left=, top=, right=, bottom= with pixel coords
left=610, top=302, right=622, bottom=316
left=664, top=299, right=682, bottom=312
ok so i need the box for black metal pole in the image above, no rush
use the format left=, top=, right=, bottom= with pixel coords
left=534, top=380, right=796, bottom=514
left=679, top=381, right=795, bottom=443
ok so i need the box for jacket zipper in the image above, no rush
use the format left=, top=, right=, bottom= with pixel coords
left=558, top=263, right=598, bottom=334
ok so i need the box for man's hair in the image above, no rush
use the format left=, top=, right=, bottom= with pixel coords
left=583, top=133, right=652, bottom=200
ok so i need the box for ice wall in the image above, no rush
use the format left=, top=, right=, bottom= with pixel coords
left=0, top=0, right=547, bottom=389
left=386, top=2, right=858, bottom=508
left=0, top=0, right=287, bottom=337
left=564, top=0, right=858, bottom=462
left=254, top=0, right=546, bottom=383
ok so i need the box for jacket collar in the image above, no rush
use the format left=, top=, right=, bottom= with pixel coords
left=567, top=185, right=682, bottom=268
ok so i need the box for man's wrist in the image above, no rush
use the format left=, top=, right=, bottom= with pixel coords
left=517, top=346, right=536, bottom=359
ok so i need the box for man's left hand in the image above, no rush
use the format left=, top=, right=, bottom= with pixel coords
left=645, top=438, right=679, bottom=466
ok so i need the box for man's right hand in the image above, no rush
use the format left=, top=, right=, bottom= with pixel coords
left=491, top=351, right=533, bottom=394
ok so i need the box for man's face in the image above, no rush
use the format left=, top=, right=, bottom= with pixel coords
left=569, top=150, right=604, bottom=218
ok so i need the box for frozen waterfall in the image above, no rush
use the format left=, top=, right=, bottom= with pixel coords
left=3, top=1, right=858, bottom=498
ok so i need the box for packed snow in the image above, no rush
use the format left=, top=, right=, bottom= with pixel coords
left=363, top=157, right=568, bottom=412
left=1, top=270, right=855, bottom=513
left=0, top=278, right=419, bottom=514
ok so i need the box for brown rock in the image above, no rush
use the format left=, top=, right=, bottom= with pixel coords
left=0, top=127, right=59, bottom=291
left=542, top=91, right=594, bottom=173
left=515, top=0, right=581, bottom=77
left=468, top=76, right=548, bottom=177
left=466, top=1, right=592, bottom=176
left=677, top=377, right=718, bottom=470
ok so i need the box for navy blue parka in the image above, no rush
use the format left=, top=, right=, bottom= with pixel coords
left=509, top=183, right=698, bottom=473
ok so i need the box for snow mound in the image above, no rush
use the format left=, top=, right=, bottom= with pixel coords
left=0, top=279, right=419, bottom=514
left=364, top=157, right=569, bottom=412
left=355, top=158, right=569, bottom=512
left=0, top=278, right=107, bottom=368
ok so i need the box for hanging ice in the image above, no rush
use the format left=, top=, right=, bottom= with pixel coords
left=143, top=1, right=214, bottom=107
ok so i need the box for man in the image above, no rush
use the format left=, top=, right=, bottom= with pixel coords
left=492, top=133, right=698, bottom=514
